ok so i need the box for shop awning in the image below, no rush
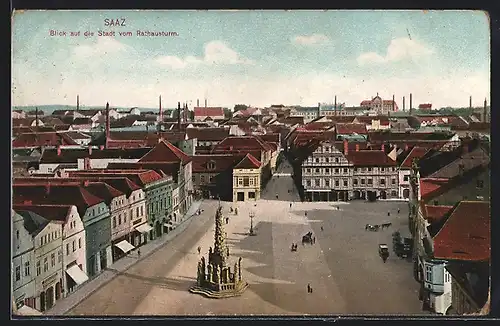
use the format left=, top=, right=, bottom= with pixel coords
left=135, top=224, right=153, bottom=234
left=65, top=265, right=89, bottom=285
left=15, top=305, right=43, bottom=316
left=114, top=240, right=135, bottom=253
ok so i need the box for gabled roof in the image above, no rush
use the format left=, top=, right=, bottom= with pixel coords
left=68, top=169, right=166, bottom=187
left=186, top=127, right=230, bottom=141
left=72, top=117, right=93, bottom=125
left=13, top=184, right=105, bottom=216
left=420, top=178, right=450, bottom=200
left=346, top=150, right=397, bottom=166
left=234, top=153, right=261, bottom=169
left=190, top=154, right=244, bottom=173
left=12, top=132, right=79, bottom=148
left=12, top=204, right=71, bottom=223
left=423, top=204, right=454, bottom=224
left=194, top=107, right=224, bottom=117
left=400, top=147, right=430, bottom=168
left=213, top=136, right=272, bottom=152
left=139, top=140, right=191, bottom=164
left=14, top=209, right=50, bottom=236
left=433, top=201, right=490, bottom=261
left=335, top=123, right=368, bottom=135
left=39, top=147, right=151, bottom=164
left=84, top=182, right=124, bottom=205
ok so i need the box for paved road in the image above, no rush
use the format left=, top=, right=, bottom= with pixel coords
left=66, top=161, right=424, bottom=316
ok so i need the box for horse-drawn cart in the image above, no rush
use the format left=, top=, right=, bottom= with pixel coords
left=378, top=244, right=389, bottom=263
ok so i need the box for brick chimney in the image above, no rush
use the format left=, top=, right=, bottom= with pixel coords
left=159, top=95, right=163, bottom=126
left=334, top=95, right=337, bottom=116
left=77, top=94, right=80, bottom=110
left=470, top=96, right=472, bottom=109
left=57, top=145, right=62, bottom=156
left=99, top=145, right=104, bottom=150
left=88, top=145, right=92, bottom=155
left=205, top=99, right=207, bottom=107
left=343, top=139, right=348, bottom=156
left=197, top=99, right=200, bottom=107
left=381, top=144, right=385, bottom=152
left=35, top=107, right=39, bottom=127
left=105, top=102, right=110, bottom=149
left=177, top=102, right=181, bottom=130
left=403, top=96, right=405, bottom=111
left=355, top=143, right=360, bottom=152
left=409, top=93, right=413, bottom=115
left=83, top=180, right=90, bottom=187
left=483, top=98, right=488, bottom=122
left=405, top=144, right=409, bottom=151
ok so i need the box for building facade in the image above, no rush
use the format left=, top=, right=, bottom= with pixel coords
left=232, top=154, right=262, bottom=202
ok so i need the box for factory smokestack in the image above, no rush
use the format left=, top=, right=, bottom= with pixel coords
left=197, top=99, right=200, bottom=107
left=205, top=99, right=207, bottom=108
left=35, top=107, right=39, bottom=127
left=409, top=93, right=413, bottom=115
left=77, top=95, right=80, bottom=111
left=158, top=95, right=163, bottom=133
left=177, top=102, right=181, bottom=130
left=105, top=102, right=110, bottom=149
left=334, top=95, right=337, bottom=116
left=403, top=96, right=405, bottom=111
left=470, top=96, right=472, bottom=109
left=484, top=98, right=488, bottom=122
left=392, top=94, right=395, bottom=112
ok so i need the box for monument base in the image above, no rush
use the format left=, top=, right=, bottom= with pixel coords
left=189, top=281, right=249, bottom=299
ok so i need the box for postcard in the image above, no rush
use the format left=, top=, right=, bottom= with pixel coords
left=11, top=10, right=491, bottom=317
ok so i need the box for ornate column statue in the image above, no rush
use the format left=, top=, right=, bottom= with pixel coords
left=207, top=264, right=213, bottom=283
left=238, top=257, right=242, bottom=281
left=234, top=262, right=238, bottom=282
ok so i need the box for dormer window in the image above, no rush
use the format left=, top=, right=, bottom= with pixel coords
left=207, top=162, right=216, bottom=170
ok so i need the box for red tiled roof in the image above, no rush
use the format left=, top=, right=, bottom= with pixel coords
left=325, top=116, right=356, bottom=123
left=12, top=204, right=71, bottom=222
left=107, top=162, right=179, bottom=181
left=433, top=201, right=490, bottom=261
left=194, top=107, right=224, bottom=117
left=139, top=140, right=191, bottom=164
left=12, top=184, right=105, bottom=216
left=400, top=147, right=430, bottom=168
left=419, top=104, right=432, bottom=109
left=346, top=150, right=397, bottom=166
left=335, top=123, right=368, bottom=135
left=354, top=116, right=390, bottom=125
left=12, top=132, right=79, bottom=148
left=303, top=122, right=335, bottom=131
left=420, top=178, right=450, bottom=200
left=360, top=100, right=371, bottom=105
left=68, top=169, right=165, bottom=187
left=213, top=136, right=272, bottom=152
left=424, top=204, right=454, bottom=223
left=258, top=133, right=280, bottom=143
left=84, top=182, right=124, bottom=205
left=190, top=154, right=244, bottom=173
left=234, top=153, right=261, bottom=169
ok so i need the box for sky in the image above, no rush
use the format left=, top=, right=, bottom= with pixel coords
left=12, top=10, right=490, bottom=109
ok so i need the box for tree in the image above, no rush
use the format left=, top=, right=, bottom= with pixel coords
left=234, top=104, right=248, bottom=112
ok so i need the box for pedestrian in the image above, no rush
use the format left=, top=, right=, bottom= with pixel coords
left=398, top=208, right=401, bottom=214
left=387, top=211, right=391, bottom=217
left=305, top=211, right=308, bottom=217
left=137, top=249, right=141, bottom=258
left=313, top=237, right=316, bottom=244
left=226, top=217, right=229, bottom=224
left=289, top=203, right=292, bottom=208
left=197, top=246, right=201, bottom=255
left=307, top=283, right=311, bottom=293
left=320, top=226, right=324, bottom=231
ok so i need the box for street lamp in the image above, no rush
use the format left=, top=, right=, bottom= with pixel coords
left=249, top=211, right=256, bottom=236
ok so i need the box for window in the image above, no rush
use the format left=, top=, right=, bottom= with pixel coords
left=124, top=212, right=127, bottom=223
left=425, top=265, right=432, bottom=282
left=368, top=167, right=372, bottom=172
left=343, top=180, right=348, bottom=187
left=66, top=243, right=70, bottom=255
left=16, top=230, right=19, bottom=239
left=315, top=179, right=320, bottom=187
left=391, top=178, right=396, bottom=185
left=325, top=157, right=329, bottom=163
left=353, top=179, right=358, bottom=186
left=140, top=206, right=143, bottom=216
left=335, top=168, right=339, bottom=174
left=249, top=178, right=255, bottom=186
left=192, top=176, right=195, bottom=182
left=315, top=168, right=320, bottom=173
left=72, top=241, right=76, bottom=252
left=201, top=175, right=205, bottom=183
left=243, top=177, right=250, bottom=187
left=113, top=216, right=117, bottom=228
left=306, top=168, right=311, bottom=173
left=58, top=250, right=62, bottom=263
left=238, top=178, right=243, bottom=186
left=477, top=180, right=484, bottom=189
left=118, top=214, right=122, bottom=225
left=51, top=253, right=55, bottom=267
left=367, top=179, right=373, bottom=185
left=354, top=167, right=358, bottom=172
left=36, top=261, right=41, bottom=276
left=325, top=147, right=330, bottom=152
left=24, top=261, right=30, bottom=276
left=325, top=179, right=330, bottom=187
left=209, top=176, right=214, bottom=183
left=306, top=180, right=311, bottom=187
left=15, top=266, right=21, bottom=281
left=361, top=179, right=366, bottom=185
left=343, top=168, right=348, bottom=173
left=43, top=258, right=48, bottom=272
left=335, top=180, right=340, bottom=187
left=325, top=168, right=330, bottom=174
left=380, top=179, right=386, bottom=186
left=391, top=190, right=398, bottom=197
left=381, top=167, right=385, bottom=172
left=335, top=158, right=339, bottom=163
left=404, top=175, right=409, bottom=182
left=136, top=207, right=140, bottom=218
left=315, top=158, right=319, bottom=163
left=78, top=238, right=82, bottom=249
